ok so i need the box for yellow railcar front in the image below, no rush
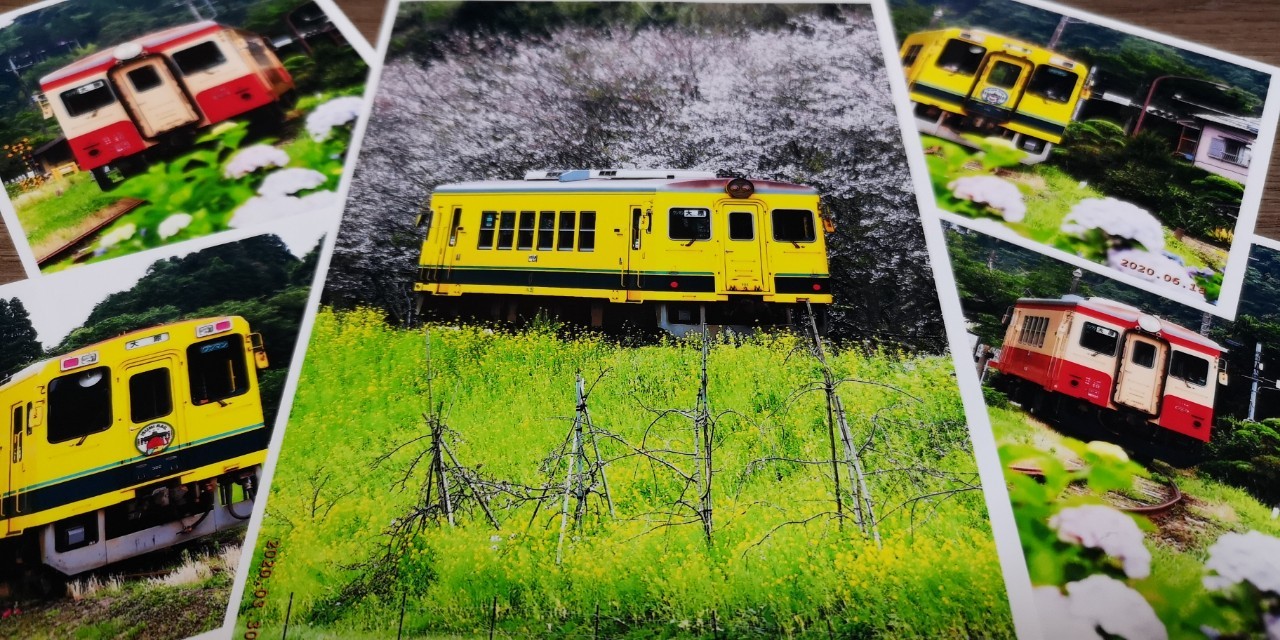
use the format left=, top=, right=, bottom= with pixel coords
left=900, top=28, right=1090, bottom=163
left=1, top=316, right=270, bottom=589
left=415, top=171, right=832, bottom=331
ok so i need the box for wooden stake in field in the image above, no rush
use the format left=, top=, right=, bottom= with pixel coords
left=555, top=372, right=615, bottom=564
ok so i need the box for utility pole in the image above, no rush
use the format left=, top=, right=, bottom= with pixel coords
left=1248, top=340, right=1262, bottom=422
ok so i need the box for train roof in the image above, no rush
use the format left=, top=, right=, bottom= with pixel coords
left=1016, top=297, right=1225, bottom=354
left=0, top=316, right=245, bottom=392
left=40, top=21, right=225, bottom=91
left=913, top=27, right=1087, bottom=68
left=434, top=173, right=819, bottom=196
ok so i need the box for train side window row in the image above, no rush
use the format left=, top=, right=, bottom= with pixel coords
left=42, top=335, right=250, bottom=444
left=477, top=210, right=596, bottom=252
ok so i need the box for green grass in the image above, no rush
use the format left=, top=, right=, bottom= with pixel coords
left=236, top=309, right=1013, bottom=639
left=13, top=172, right=118, bottom=247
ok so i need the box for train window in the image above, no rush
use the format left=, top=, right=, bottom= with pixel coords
left=1170, top=351, right=1210, bottom=387
left=1131, top=342, right=1157, bottom=369
left=1079, top=322, right=1118, bottom=356
left=172, top=41, right=227, bottom=76
left=537, top=211, right=555, bottom=250
left=729, top=211, right=754, bottom=240
left=497, top=211, right=516, bottom=250
left=187, top=335, right=250, bottom=405
left=477, top=211, right=497, bottom=249
left=772, top=209, right=816, bottom=243
left=129, top=369, right=173, bottom=423
left=60, top=80, right=117, bottom=118
left=669, top=208, right=711, bottom=241
left=1017, top=315, right=1049, bottom=348
left=10, top=405, right=21, bottom=463
left=987, top=61, right=1023, bottom=89
left=1027, top=66, right=1079, bottom=103
left=47, top=366, right=112, bottom=444
left=935, top=39, right=986, bottom=76
left=578, top=211, right=596, bottom=252
left=902, top=44, right=923, bottom=68
left=127, top=66, right=163, bottom=93
left=448, top=208, right=462, bottom=247
left=631, top=208, right=643, bottom=250
left=517, top=211, right=536, bottom=250
left=557, top=211, right=576, bottom=250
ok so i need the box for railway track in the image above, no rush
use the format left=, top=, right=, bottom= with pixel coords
left=1007, top=463, right=1184, bottom=515
left=34, top=197, right=145, bottom=267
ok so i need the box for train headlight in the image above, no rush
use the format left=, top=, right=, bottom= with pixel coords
left=725, top=178, right=754, bottom=199
left=114, top=42, right=143, bottom=61
left=1137, top=314, right=1162, bottom=334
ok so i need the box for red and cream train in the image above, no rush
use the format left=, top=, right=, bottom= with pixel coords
left=39, top=21, right=295, bottom=190
left=992, top=296, right=1225, bottom=442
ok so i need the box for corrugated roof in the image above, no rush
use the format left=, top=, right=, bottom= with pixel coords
left=1194, top=112, right=1260, bottom=135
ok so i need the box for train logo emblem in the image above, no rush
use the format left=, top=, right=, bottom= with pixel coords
left=135, top=422, right=175, bottom=456
left=980, top=87, right=1009, bottom=105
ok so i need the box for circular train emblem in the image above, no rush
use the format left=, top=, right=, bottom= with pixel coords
left=980, top=87, right=1009, bottom=105
left=136, top=422, right=175, bottom=456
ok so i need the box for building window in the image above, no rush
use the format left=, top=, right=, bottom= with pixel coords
left=172, top=41, right=227, bottom=76
left=517, top=211, right=535, bottom=251
left=669, top=208, right=711, bottom=241
left=772, top=209, right=816, bottom=243
left=477, top=211, right=497, bottom=249
left=1169, top=351, right=1209, bottom=387
left=127, top=66, right=163, bottom=93
left=60, top=80, right=117, bottom=118
left=729, top=211, right=754, bottom=241
left=578, top=211, right=596, bottom=252
left=188, top=335, right=250, bottom=405
left=47, top=366, right=112, bottom=444
left=537, top=211, right=555, bottom=250
left=1208, top=136, right=1252, bottom=167
left=129, top=368, right=173, bottom=423
left=1017, top=315, right=1050, bottom=348
left=902, top=44, right=923, bottom=68
left=1131, top=342, right=1157, bottom=369
left=557, top=211, right=576, bottom=250
left=936, top=39, right=986, bottom=76
left=1079, top=322, right=1118, bottom=356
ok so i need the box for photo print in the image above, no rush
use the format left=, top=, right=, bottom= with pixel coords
left=888, top=0, right=1280, bottom=315
left=0, top=0, right=371, bottom=275
left=227, top=2, right=1027, bottom=638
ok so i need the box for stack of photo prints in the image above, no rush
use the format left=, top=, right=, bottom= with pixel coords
left=0, top=0, right=1276, bottom=638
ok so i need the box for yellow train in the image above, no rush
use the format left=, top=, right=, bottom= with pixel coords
left=899, top=28, right=1091, bottom=163
left=414, top=170, right=834, bottom=334
left=1, top=316, right=270, bottom=594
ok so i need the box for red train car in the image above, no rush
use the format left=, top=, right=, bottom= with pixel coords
left=40, top=21, right=295, bottom=189
left=992, top=296, right=1225, bottom=442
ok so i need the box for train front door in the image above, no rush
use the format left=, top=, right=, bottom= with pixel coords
left=124, top=356, right=185, bottom=462
left=720, top=203, right=767, bottom=293
left=110, top=58, right=199, bottom=139
left=1113, top=334, right=1168, bottom=415
left=969, top=53, right=1030, bottom=117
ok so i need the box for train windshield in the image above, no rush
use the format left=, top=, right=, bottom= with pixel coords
left=669, top=208, right=711, bottom=241
left=47, top=366, right=113, bottom=443
left=1027, top=66, right=1079, bottom=103
left=187, top=335, right=250, bottom=404
left=936, top=39, right=986, bottom=76
left=60, top=80, right=117, bottom=117
left=1169, top=351, right=1210, bottom=387
left=172, top=41, right=227, bottom=76
left=1079, top=322, right=1118, bottom=355
left=772, top=210, right=816, bottom=243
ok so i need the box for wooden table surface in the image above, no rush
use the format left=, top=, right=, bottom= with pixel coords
left=0, top=0, right=1277, bottom=285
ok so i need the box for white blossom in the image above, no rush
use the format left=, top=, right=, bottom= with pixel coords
left=948, top=175, right=1027, bottom=223
left=306, top=96, right=364, bottom=141
left=1106, top=248, right=1205, bottom=298
left=1049, top=505, right=1151, bottom=579
left=157, top=213, right=193, bottom=240
left=1085, top=440, right=1129, bottom=463
left=228, top=190, right=339, bottom=229
left=1203, top=531, right=1280, bottom=593
left=1033, top=586, right=1102, bottom=640
left=258, top=168, right=328, bottom=198
left=1066, top=575, right=1167, bottom=640
left=224, top=144, right=289, bottom=179
left=1061, top=198, right=1166, bottom=253
left=1266, top=612, right=1280, bottom=640
left=98, top=223, right=137, bottom=249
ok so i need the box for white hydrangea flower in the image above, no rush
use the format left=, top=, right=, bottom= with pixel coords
left=223, top=144, right=289, bottom=179
left=157, top=213, right=193, bottom=240
left=258, top=168, right=328, bottom=198
left=1033, top=586, right=1102, bottom=640
left=98, top=223, right=137, bottom=249
left=1085, top=440, right=1129, bottom=463
left=1060, top=198, right=1165, bottom=253
left=1265, top=612, right=1280, bottom=640
left=306, top=96, right=364, bottom=141
left=1066, top=575, right=1167, bottom=640
left=228, top=190, right=339, bottom=229
left=1106, top=249, right=1204, bottom=298
left=1203, top=531, right=1280, bottom=593
left=1050, top=505, right=1151, bottom=579
left=948, top=175, right=1027, bottom=223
